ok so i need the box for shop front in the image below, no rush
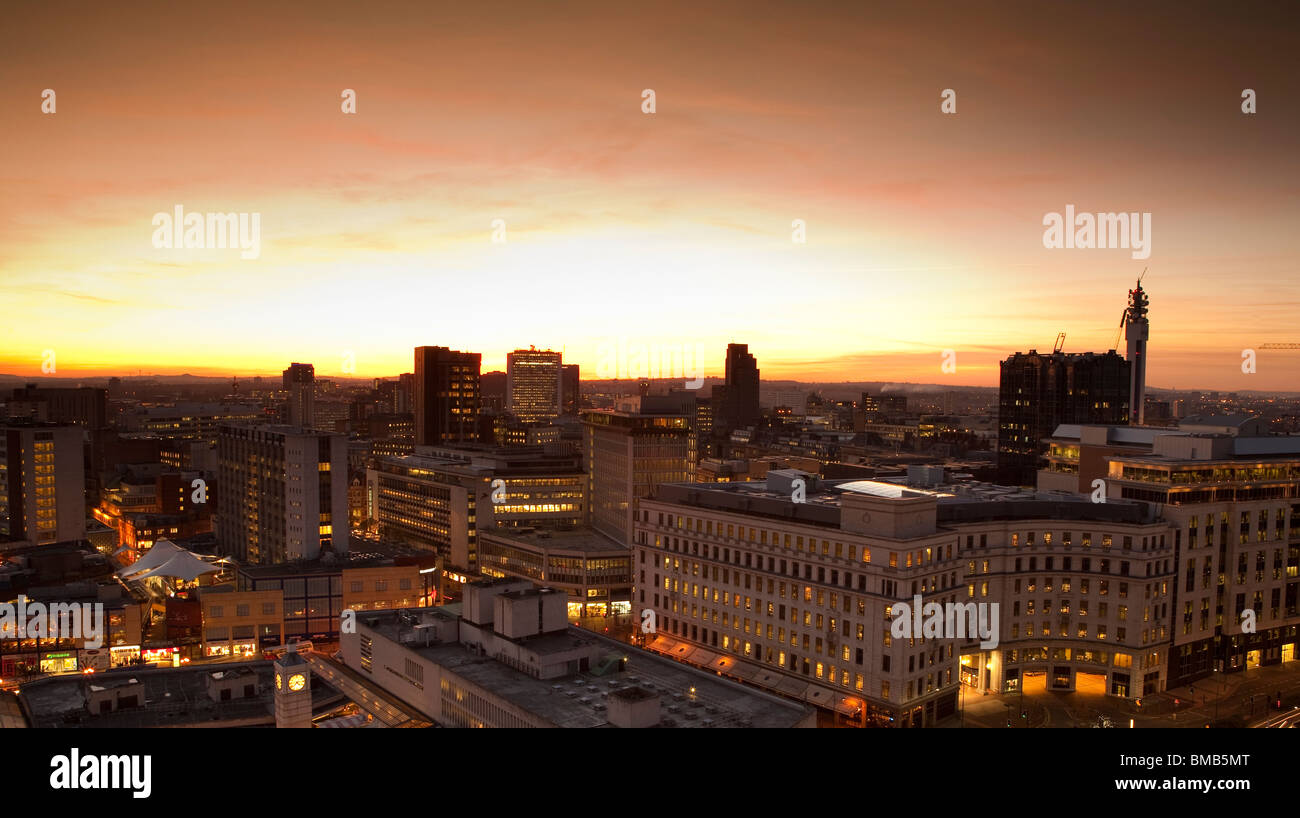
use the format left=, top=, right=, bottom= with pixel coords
left=204, top=641, right=259, bottom=659
left=39, top=652, right=78, bottom=674
left=110, top=645, right=140, bottom=667
left=1, top=652, right=39, bottom=680
left=142, top=646, right=179, bottom=666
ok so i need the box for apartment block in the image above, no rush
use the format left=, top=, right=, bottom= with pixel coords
left=0, top=423, right=86, bottom=547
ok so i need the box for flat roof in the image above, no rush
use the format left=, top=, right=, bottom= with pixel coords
left=650, top=480, right=1159, bottom=527
left=354, top=608, right=810, bottom=727
left=17, top=663, right=335, bottom=728
left=237, top=544, right=429, bottom=578
left=414, top=630, right=811, bottom=728
left=479, top=527, right=627, bottom=554
left=836, top=480, right=951, bottom=499
left=1049, top=424, right=1180, bottom=445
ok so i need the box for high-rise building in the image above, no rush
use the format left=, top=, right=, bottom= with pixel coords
left=507, top=348, right=563, bottom=422
left=398, top=373, right=415, bottom=413
left=694, top=396, right=715, bottom=460
left=1124, top=278, right=1150, bottom=426
left=216, top=424, right=349, bottom=564
left=719, top=343, right=760, bottom=433
left=997, top=350, right=1130, bottom=485
left=582, top=410, right=691, bottom=546
left=0, top=423, right=86, bottom=546
left=367, top=445, right=584, bottom=601
left=860, top=392, right=908, bottom=422
left=480, top=371, right=507, bottom=412
left=414, top=346, right=481, bottom=446
left=282, top=363, right=315, bottom=429
left=6, top=385, right=108, bottom=429
left=118, top=402, right=265, bottom=440
left=562, top=364, right=581, bottom=416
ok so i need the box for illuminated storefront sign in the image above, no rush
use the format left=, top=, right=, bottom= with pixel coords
left=39, top=652, right=78, bottom=674
left=142, top=647, right=174, bottom=664
left=110, top=646, right=140, bottom=667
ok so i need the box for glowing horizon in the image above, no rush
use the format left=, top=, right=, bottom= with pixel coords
left=3, top=2, right=1297, bottom=390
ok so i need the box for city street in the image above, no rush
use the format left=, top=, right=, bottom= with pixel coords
left=944, top=662, right=1300, bottom=728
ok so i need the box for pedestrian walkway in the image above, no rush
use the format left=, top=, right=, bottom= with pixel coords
left=940, top=660, right=1300, bottom=727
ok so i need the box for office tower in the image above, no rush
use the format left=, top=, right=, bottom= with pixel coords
left=582, top=410, right=691, bottom=546
left=375, top=378, right=412, bottom=415
left=397, top=373, right=415, bottom=413
left=1124, top=279, right=1150, bottom=426
left=694, top=396, right=715, bottom=460
left=860, top=392, right=908, bottom=421
left=414, top=346, right=481, bottom=446
left=632, top=390, right=706, bottom=471
left=996, top=350, right=1130, bottom=485
left=282, top=362, right=315, bottom=428
left=216, top=424, right=348, bottom=564
left=507, top=348, right=563, bottom=422
left=770, top=389, right=805, bottom=414
left=118, top=402, right=265, bottom=440
left=6, top=385, right=108, bottom=429
left=367, top=446, right=584, bottom=601
left=0, top=423, right=87, bottom=546
left=720, top=343, right=760, bottom=433
left=479, top=371, right=507, bottom=413
left=562, top=364, right=581, bottom=416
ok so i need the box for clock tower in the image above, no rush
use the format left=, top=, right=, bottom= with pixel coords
left=273, top=647, right=312, bottom=728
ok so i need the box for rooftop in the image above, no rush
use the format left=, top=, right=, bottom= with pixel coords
left=17, top=663, right=337, bottom=728
left=236, top=543, right=432, bottom=578
left=479, top=526, right=627, bottom=554
left=650, top=479, right=1160, bottom=527
left=355, top=609, right=811, bottom=728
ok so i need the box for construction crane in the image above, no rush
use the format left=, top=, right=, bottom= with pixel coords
left=1054, top=332, right=1066, bottom=353
left=1260, top=343, right=1300, bottom=349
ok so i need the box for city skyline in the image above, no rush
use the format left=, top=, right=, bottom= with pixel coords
left=3, top=0, right=1300, bottom=752
left=3, top=2, right=1298, bottom=389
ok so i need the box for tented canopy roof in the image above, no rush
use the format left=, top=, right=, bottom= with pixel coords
left=120, top=540, right=222, bottom=582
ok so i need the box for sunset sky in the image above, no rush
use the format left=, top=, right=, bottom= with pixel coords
left=2, top=1, right=1297, bottom=389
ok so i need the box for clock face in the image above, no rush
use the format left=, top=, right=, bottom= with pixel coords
left=288, top=673, right=306, bottom=692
